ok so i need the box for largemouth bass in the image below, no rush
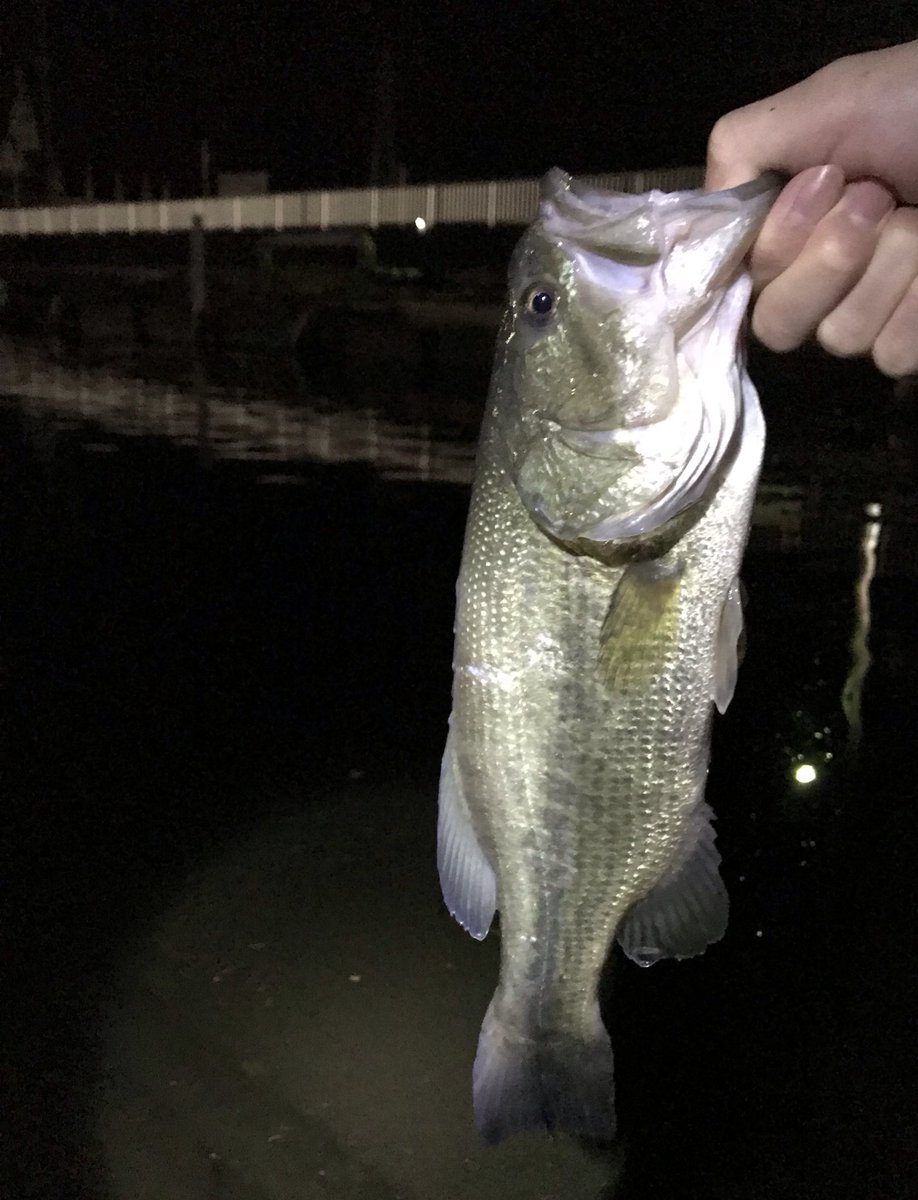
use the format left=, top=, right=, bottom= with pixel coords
left=438, top=169, right=779, bottom=1143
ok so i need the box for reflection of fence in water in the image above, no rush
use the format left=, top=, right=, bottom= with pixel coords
left=0, top=354, right=477, bottom=485
left=7, top=351, right=873, bottom=557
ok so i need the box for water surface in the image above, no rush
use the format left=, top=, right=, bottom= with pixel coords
left=2, top=343, right=916, bottom=1200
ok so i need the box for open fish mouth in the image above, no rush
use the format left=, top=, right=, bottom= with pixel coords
left=441, top=167, right=776, bottom=1146
left=539, top=168, right=784, bottom=261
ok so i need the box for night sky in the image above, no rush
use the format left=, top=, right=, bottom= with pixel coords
left=1, top=0, right=916, bottom=198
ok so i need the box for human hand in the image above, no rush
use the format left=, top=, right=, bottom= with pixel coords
left=706, top=40, right=918, bottom=377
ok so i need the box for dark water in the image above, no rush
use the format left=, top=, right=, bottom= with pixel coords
left=2, top=342, right=916, bottom=1200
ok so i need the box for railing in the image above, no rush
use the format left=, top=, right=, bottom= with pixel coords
left=0, top=167, right=704, bottom=237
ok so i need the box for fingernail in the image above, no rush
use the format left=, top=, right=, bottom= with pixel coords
left=778, top=165, right=845, bottom=223
left=839, top=180, right=896, bottom=224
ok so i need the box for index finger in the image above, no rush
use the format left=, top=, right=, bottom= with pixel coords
left=704, top=73, right=847, bottom=192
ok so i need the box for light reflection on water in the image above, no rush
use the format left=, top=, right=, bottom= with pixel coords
left=0, top=346, right=903, bottom=773
left=0, top=346, right=891, bottom=545
left=841, top=504, right=882, bottom=750
left=4, top=343, right=913, bottom=783
left=0, top=346, right=477, bottom=486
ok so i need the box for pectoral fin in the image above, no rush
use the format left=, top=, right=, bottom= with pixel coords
left=437, top=726, right=497, bottom=940
left=713, top=576, right=745, bottom=715
left=616, top=800, right=728, bottom=967
left=598, top=560, right=684, bottom=687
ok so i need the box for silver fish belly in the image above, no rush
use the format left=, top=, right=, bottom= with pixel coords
left=438, top=169, right=778, bottom=1143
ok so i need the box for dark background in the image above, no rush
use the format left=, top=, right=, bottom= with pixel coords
left=0, top=0, right=916, bottom=195
left=1, top=2, right=918, bottom=1196
left=2, top=355, right=917, bottom=1199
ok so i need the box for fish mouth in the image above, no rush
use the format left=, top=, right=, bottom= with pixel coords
left=539, top=167, right=782, bottom=265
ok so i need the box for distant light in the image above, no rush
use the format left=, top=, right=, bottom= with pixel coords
left=794, top=763, right=817, bottom=785
left=865, top=502, right=882, bottom=518
left=414, top=216, right=427, bottom=233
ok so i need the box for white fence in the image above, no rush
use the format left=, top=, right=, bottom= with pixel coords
left=0, top=167, right=703, bottom=237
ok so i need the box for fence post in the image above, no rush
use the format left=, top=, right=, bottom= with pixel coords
left=189, top=214, right=207, bottom=343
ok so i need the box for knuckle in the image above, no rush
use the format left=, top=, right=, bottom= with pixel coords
left=748, top=219, right=794, bottom=285
left=873, top=347, right=918, bottom=379
left=813, top=230, right=865, bottom=275
left=874, top=305, right=918, bottom=377
left=882, top=206, right=918, bottom=256
left=814, top=53, right=859, bottom=88
left=815, top=54, right=845, bottom=79
left=706, top=114, right=735, bottom=155
left=706, top=114, right=743, bottom=171
left=817, top=314, right=866, bottom=359
left=874, top=336, right=918, bottom=378
left=751, top=296, right=804, bottom=353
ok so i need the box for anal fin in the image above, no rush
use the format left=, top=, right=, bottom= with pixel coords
left=617, top=800, right=728, bottom=967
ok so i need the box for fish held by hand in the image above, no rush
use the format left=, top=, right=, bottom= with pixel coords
left=438, top=169, right=778, bottom=1144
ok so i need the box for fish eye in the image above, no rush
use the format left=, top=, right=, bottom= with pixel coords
left=521, top=284, right=559, bottom=325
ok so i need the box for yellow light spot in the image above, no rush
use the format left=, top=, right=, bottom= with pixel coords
left=794, top=763, right=817, bottom=785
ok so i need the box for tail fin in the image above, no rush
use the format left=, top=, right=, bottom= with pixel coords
left=472, top=997, right=616, bottom=1144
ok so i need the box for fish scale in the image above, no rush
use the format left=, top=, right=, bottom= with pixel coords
left=439, top=169, right=779, bottom=1143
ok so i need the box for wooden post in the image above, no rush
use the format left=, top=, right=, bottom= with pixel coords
left=200, top=139, right=211, bottom=197
left=189, top=214, right=207, bottom=343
